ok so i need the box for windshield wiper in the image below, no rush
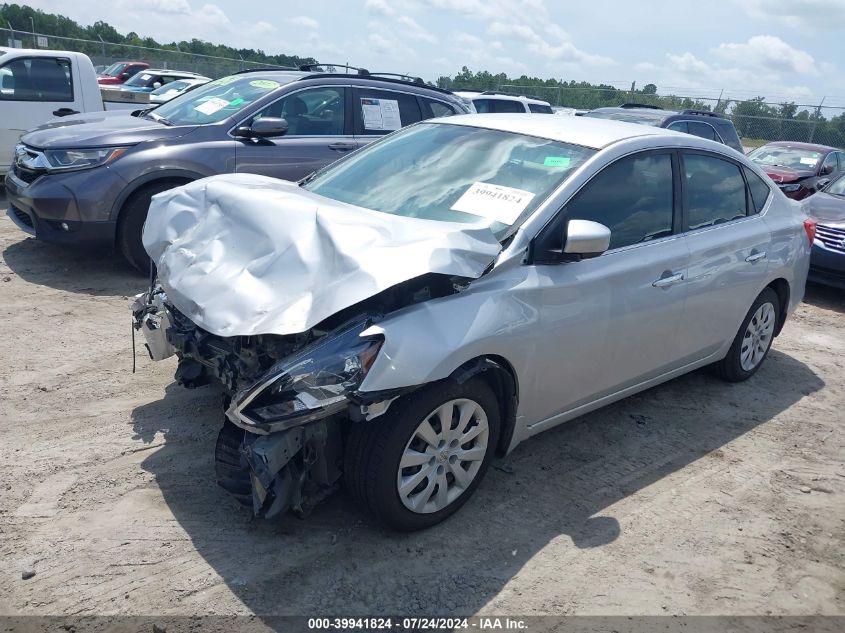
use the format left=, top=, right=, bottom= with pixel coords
left=144, top=111, right=173, bottom=126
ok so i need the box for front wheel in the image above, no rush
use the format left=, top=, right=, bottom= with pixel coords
left=713, top=288, right=780, bottom=382
left=345, top=377, right=500, bottom=531
left=117, top=180, right=187, bottom=273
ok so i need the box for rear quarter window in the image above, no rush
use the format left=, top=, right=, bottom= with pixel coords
left=743, top=167, right=772, bottom=214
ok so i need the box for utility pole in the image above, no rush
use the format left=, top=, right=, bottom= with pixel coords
left=98, top=34, right=106, bottom=58
left=630, top=81, right=636, bottom=101
left=715, top=88, right=724, bottom=111
left=30, top=17, right=36, bottom=47
left=809, top=97, right=825, bottom=143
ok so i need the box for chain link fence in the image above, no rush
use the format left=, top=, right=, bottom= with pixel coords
left=1, top=28, right=296, bottom=79
left=3, top=28, right=844, bottom=149
left=493, top=83, right=845, bottom=150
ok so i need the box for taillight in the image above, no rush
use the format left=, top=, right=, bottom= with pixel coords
left=803, top=219, right=817, bottom=245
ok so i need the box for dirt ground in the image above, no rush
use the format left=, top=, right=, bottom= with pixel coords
left=0, top=198, right=843, bottom=619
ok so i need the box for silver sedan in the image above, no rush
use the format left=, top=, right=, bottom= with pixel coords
left=135, top=113, right=813, bottom=531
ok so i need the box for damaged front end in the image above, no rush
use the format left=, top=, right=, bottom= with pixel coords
left=131, top=276, right=460, bottom=519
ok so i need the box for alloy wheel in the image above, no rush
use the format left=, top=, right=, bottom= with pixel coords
left=740, top=301, right=776, bottom=372
left=396, top=398, right=490, bottom=514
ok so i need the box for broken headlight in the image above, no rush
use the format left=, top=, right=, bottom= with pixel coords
left=228, top=322, right=383, bottom=433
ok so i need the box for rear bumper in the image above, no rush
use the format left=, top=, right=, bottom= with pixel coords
left=809, top=242, right=845, bottom=289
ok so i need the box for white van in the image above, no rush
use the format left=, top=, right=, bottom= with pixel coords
left=0, top=48, right=143, bottom=176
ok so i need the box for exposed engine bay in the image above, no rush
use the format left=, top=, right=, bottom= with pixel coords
left=132, top=272, right=468, bottom=519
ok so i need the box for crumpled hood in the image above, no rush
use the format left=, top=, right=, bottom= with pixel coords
left=803, top=192, right=845, bottom=224
left=143, top=174, right=502, bottom=337
left=22, top=112, right=196, bottom=149
left=762, top=165, right=814, bottom=183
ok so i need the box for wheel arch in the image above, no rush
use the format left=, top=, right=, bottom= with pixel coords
left=111, top=169, right=204, bottom=227
left=450, top=354, right=519, bottom=456
left=766, top=277, right=790, bottom=337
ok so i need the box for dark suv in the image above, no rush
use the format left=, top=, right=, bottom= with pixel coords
left=6, top=66, right=469, bottom=271
left=583, top=104, right=744, bottom=154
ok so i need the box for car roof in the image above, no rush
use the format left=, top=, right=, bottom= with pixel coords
left=762, top=141, right=839, bottom=153
left=433, top=113, right=691, bottom=149
left=141, top=69, right=204, bottom=76
left=230, top=68, right=463, bottom=100
left=455, top=90, right=550, bottom=106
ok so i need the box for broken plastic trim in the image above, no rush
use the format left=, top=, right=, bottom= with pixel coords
left=227, top=320, right=384, bottom=434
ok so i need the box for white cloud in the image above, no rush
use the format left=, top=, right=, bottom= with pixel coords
left=713, top=35, right=818, bottom=76
left=739, top=0, right=845, bottom=29
left=286, top=16, right=319, bottom=30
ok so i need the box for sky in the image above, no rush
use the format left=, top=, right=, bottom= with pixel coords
left=21, top=0, right=845, bottom=107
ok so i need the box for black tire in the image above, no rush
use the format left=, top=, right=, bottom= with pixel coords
left=214, top=420, right=252, bottom=507
left=345, top=377, right=500, bottom=531
left=713, top=287, right=780, bottom=382
left=117, top=180, right=187, bottom=273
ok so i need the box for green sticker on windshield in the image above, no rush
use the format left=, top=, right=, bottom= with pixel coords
left=229, top=97, right=245, bottom=107
left=543, top=156, right=571, bottom=167
left=249, top=79, right=280, bottom=90
left=210, top=75, right=239, bottom=86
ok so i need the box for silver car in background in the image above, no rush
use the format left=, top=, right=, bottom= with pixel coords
left=133, top=114, right=813, bottom=531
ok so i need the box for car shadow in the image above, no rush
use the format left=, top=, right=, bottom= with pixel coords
left=1, top=235, right=143, bottom=297
left=131, top=349, right=823, bottom=616
left=804, top=281, right=845, bottom=314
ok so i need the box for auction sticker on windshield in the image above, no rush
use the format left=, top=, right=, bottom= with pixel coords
left=800, top=156, right=818, bottom=166
left=451, top=182, right=535, bottom=225
left=194, top=97, right=230, bottom=115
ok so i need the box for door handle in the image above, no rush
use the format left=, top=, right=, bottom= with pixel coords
left=652, top=272, right=685, bottom=288
left=745, top=251, right=767, bottom=263
left=328, top=142, right=355, bottom=152
left=52, top=108, right=79, bottom=117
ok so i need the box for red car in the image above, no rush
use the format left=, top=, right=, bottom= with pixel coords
left=97, top=61, right=150, bottom=86
left=748, top=141, right=845, bottom=200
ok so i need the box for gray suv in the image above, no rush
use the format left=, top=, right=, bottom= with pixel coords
left=583, top=104, right=744, bottom=154
left=5, top=67, right=469, bottom=270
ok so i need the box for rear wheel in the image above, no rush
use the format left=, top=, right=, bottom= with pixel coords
left=117, top=180, right=187, bottom=273
left=714, top=288, right=780, bottom=382
left=345, top=377, right=500, bottom=531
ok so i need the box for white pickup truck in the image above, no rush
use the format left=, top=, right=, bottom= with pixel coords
left=0, top=47, right=150, bottom=176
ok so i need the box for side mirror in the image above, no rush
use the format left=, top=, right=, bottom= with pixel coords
left=152, top=81, right=162, bottom=89
left=234, top=117, right=289, bottom=138
left=815, top=178, right=831, bottom=192
left=119, top=73, right=130, bottom=80
left=563, top=219, right=611, bottom=259
left=821, top=165, right=834, bottom=176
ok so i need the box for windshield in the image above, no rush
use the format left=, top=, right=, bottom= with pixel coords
left=151, top=80, right=189, bottom=95
left=583, top=110, right=665, bottom=126
left=826, top=174, right=845, bottom=196
left=304, top=122, right=595, bottom=238
left=748, top=146, right=821, bottom=170
left=101, top=62, right=127, bottom=77
left=124, top=72, right=159, bottom=87
left=150, top=74, right=294, bottom=125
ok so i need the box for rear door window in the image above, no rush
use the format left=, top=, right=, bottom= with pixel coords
left=683, top=153, right=748, bottom=229
left=687, top=121, right=720, bottom=142
left=528, top=103, right=553, bottom=114
left=354, top=88, right=422, bottom=136
left=492, top=99, right=525, bottom=113
left=420, top=97, right=460, bottom=118
left=0, top=57, right=73, bottom=102
left=666, top=121, right=688, bottom=134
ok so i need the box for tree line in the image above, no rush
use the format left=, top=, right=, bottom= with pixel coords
left=2, top=4, right=842, bottom=147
